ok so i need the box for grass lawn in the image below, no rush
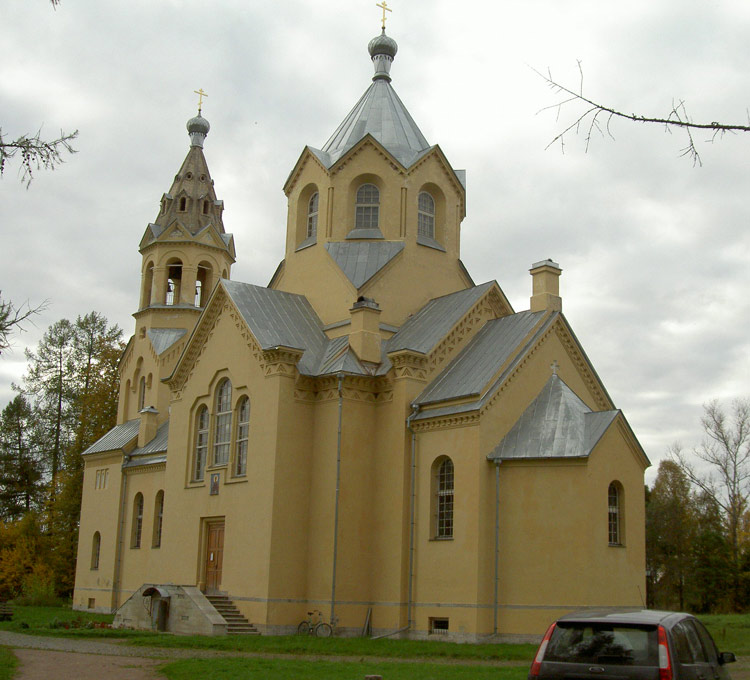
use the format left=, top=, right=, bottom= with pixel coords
left=159, top=657, right=530, bottom=680
left=0, top=648, right=17, bottom=680
left=699, top=614, right=750, bottom=656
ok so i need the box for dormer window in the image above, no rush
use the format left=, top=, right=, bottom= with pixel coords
left=418, top=192, right=435, bottom=239
left=355, top=184, right=379, bottom=229
left=307, top=192, right=319, bottom=238
left=179, top=197, right=187, bottom=211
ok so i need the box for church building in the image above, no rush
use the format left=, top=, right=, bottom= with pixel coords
left=73, top=22, right=649, bottom=640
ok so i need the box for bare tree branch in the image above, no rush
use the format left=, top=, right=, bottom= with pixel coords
left=0, top=293, right=48, bottom=356
left=534, top=62, right=750, bottom=166
left=0, top=128, right=78, bottom=188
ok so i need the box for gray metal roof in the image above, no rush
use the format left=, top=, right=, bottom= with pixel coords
left=320, top=79, right=431, bottom=168
left=488, top=375, right=619, bottom=461
left=415, top=310, right=546, bottom=406
left=326, top=241, right=404, bottom=290
left=131, top=420, right=169, bottom=456
left=147, top=328, right=187, bottom=355
left=388, top=282, right=496, bottom=356
left=82, top=419, right=139, bottom=455
left=222, top=280, right=327, bottom=376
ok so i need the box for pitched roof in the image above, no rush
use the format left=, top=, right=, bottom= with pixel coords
left=222, top=280, right=328, bottom=376
left=325, top=241, right=404, bottom=290
left=124, top=420, right=169, bottom=468
left=387, top=282, right=497, bottom=355
left=83, top=419, right=139, bottom=455
left=147, top=328, right=187, bottom=355
left=415, top=310, right=546, bottom=407
left=319, top=79, right=431, bottom=169
left=488, top=375, right=619, bottom=461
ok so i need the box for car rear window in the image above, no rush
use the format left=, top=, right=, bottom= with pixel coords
left=545, top=623, right=658, bottom=665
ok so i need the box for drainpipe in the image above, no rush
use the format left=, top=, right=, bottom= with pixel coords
left=330, top=372, right=344, bottom=625
left=493, top=459, right=502, bottom=635
left=112, top=455, right=130, bottom=612
left=406, top=403, right=420, bottom=631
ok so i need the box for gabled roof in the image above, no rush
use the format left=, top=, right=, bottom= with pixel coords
left=415, top=310, right=546, bottom=407
left=325, top=241, right=404, bottom=290
left=488, top=374, right=619, bottom=461
left=147, top=328, right=187, bottom=355
left=387, top=281, right=505, bottom=356
left=83, top=419, right=139, bottom=455
left=320, top=78, right=430, bottom=168
left=222, top=280, right=328, bottom=376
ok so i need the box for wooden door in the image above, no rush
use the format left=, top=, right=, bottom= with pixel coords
left=205, top=522, right=224, bottom=593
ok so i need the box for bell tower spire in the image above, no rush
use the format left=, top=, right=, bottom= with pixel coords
left=117, top=105, right=236, bottom=425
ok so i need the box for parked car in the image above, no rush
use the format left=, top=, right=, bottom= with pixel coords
left=529, top=609, right=736, bottom=680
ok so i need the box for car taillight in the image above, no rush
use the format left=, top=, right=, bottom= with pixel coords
left=658, top=625, right=672, bottom=680
left=530, top=623, right=557, bottom=677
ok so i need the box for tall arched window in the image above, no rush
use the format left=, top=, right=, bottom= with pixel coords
left=418, top=191, right=435, bottom=239
left=213, top=380, right=232, bottom=465
left=91, top=532, right=101, bottom=569
left=307, top=192, right=319, bottom=239
left=608, top=482, right=623, bottom=545
left=131, top=493, right=144, bottom=548
left=153, top=490, right=164, bottom=548
left=179, top=196, right=187, bottom=211
left=434, top=457, right=454, bottom=539
left=138, top=376, right=146, bottom=411
left=355, top=183, right=379, bottom=229
left=194, top=406, right=209, bottom=481
left=235, top=397, right=250, bottom=476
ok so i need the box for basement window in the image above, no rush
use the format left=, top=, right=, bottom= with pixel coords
left=429, top=617, right=449, bottom=635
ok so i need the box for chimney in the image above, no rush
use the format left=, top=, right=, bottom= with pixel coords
left=138, top=406, right=159, bottom=448
left=349, top=297, right=382, bottom=364
left=529, top=259, right=562, bottom=313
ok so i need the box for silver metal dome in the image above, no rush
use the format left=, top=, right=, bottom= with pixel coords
left=187, top=114, right=210, bottom=147
left=368, top=29, right=398, bottom=59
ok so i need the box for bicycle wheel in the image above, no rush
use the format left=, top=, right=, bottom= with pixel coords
left=297, top=621, right=311, bottom=635
left=315, top=622, right=332, bottom=638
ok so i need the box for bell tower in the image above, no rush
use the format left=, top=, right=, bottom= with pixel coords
left=117, top=106, right=236, bottom=425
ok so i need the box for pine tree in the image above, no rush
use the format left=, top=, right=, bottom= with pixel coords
left=0, top=395, right=45, bottom=521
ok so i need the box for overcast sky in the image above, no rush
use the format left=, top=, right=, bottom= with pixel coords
left=3, top=0, right=749, bottom=484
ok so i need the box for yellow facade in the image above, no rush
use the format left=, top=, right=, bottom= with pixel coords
left=73, top=27, right=648, bottom=640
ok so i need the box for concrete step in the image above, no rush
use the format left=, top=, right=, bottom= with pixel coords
left=206, top=594, right=259, bottom=635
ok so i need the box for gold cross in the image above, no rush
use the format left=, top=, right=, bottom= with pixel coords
left=194, top=88, right=208, bottom=115
left=376, top=0, right=392, bottom=29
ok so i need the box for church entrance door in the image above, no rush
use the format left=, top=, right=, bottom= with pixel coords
left=205, top=521, right=224, bottom=593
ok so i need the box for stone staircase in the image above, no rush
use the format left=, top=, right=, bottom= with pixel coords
left=206, top=594, right=260, bottom=635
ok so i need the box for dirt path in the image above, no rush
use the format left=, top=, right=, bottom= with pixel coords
left=12, top=649, right=164, bottom=680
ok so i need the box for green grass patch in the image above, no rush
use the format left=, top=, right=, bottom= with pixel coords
left=699, top=614, right=750, bottom=655
left=160, top=656, right=529, bottom=680
left=0, top=648, right=18, bottom=680
left=0, top=604, right=136, bottom=638
left=129, top=633, right=536, bottom=661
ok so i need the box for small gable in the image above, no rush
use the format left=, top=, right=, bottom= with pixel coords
left=488, top=374, right=619, bottom=461
left=325, top=241, right=404, bottom=290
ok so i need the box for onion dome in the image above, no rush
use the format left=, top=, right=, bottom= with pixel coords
left=187, top=114, right=210, bottom=148
left=368, top=29, right=398, bottom=81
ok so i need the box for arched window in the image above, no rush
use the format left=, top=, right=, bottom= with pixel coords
left=307, top=192, right=319, bottom=239
left=202, top=199, right=209, bottom=215
left=179, top=196, right=187, bottom=211
left=434, top=457, right=454, bottom=539
left=91, top=532, right=101, bottom=569
left=418, top=191, right=435, bottom=239
left=143, top=263, right=154, bottom=308
left=213, top=380, right=232, bottom=465
left=235, top=397, right=250, bottom=476
left=152, top=490, right=164, bottom=548
left=131, top=493, right=144, bottom=548
left=355, top=183, right=379, bottom=229
left=165, top=261, right=182, bottom=305
left=194, top=406, right=209, bottom=481
left=608, top=482, right=623, bottom=545
left=138, top=376, right=146, bottom=411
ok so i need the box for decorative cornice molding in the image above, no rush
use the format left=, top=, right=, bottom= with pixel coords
left=262, top=347, right=304, bottom=377
left=412, top=411, right=480, bottom=432
left=388, top=350, right=428, bottom=382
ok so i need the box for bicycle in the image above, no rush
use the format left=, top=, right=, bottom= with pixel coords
left=296, top=609, right=333, bottom=637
